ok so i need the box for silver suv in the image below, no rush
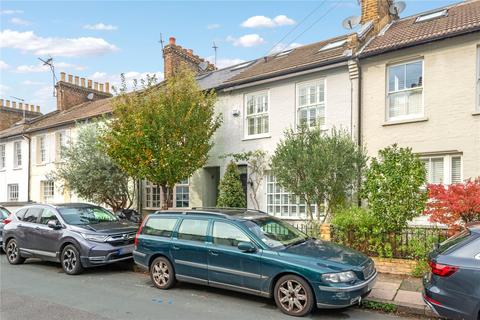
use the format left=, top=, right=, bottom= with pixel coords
left=2, top=203, right=138, bottom=275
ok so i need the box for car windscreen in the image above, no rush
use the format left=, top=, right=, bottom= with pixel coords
left=58, top=207, right=118, bottom=225
left=243, top=217, right=308, bottom=249
left=0, top=208, right=10, bottom=219
left=437, top=229, right=472, bottom=254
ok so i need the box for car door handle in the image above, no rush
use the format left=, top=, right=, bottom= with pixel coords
left=209, top=250, right=219, bottom=256
left=35, top=226, right=40, bottom=230
left=172, top=245, right=180, bottom=250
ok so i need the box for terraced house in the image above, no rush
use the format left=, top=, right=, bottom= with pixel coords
left=359, top=0, right=480, bottom=187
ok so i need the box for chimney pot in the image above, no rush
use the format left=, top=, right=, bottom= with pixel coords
left=30, top=105, right=34, bottom=111
left=99, top=83, right=104, bottom=92
left=36, top=105, right=40, bottom=113
left=105, top=82, right=110, bottom=93
left=81, top=78, right=86, bottom=87
left=12, top=101, right=16, bottom=109
left=68, top=74, right=73, bottom=83
left=60, top=72, right=66, bottom=81
left=19, top=103, right=23, bottom=109
left=0, top=99, right=3, bottom=107
left=87, top=80, right=92, bottom=89
left=6, top=100, right=10, bottom=107
left=94, top=82, right=99, bottom=91
left=187, top=49, right=193, bottom=55
left=74, top=76, right=79, bottom=85
left=169, top=37, right=176, bottom=45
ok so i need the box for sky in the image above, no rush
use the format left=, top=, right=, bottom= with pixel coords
left=1, top=0, right=459, bottom=113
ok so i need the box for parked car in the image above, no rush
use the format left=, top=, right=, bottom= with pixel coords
left=133, top=208, right=377, bottom=317
left=423, top=223, right=480, bottom=320
left=0, top=206, right=11, bottom=250
left=2, top=203, right=138, bottom=275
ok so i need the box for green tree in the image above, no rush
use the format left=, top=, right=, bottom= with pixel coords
left=217, top=161, right=247, bottom=208
left=103, top=68, right=222, bottom=209
left=222, top=150, right=269, bottom=210
left=362, top=144, right=427, bottom=233
left=49, top=122, right=134, bottom=212
left=271, top=126, right=366, bottom=222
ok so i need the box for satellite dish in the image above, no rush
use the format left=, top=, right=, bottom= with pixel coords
left=199, top=61, right=209, bottom=71
left=87, top=93, right=94, bottom=100
left=342, top=16, right=361, bottom=30
left=389, top=1, right=406, bottom=15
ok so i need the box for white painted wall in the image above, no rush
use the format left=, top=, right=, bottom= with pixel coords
left=0, top=137, right=30, bottom=203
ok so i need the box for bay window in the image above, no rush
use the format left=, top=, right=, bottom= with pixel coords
left=297, top=79, right=325, bottom=128
left=387, top=60, right=423, bottom=121
left=245, top=91, right=269, bottom=137
left=422, top=154, right=462, bottom=185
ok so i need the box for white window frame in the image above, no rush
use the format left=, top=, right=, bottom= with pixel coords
left=8, top=184, right=19, bottom=201
left=266, top=174, right=323, bottom=220
left=244, top=90, right=270, bottom=139
left=174, top=179, right=190, bottom=208
left=56, top=131, right=68, bottom=161
left=40, top=180, right=55, bottom=203
left=144, top=181, right=162, bottom=209
left=13, top=141, right=22, bottom=168
left=386, top=59, right=424, bottom=122
left=0, top=144, right=5, bottom=170
left=476, top=46, right=480, bottom=112
left=296, top=79, right=326, bottom=129
left=421, top=154, right=462, bottom=185
left=38, top=135, right=47, bottom=164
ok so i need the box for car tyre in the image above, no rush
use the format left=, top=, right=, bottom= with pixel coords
left=61, top=244, right=83, bottom=275
left=150, top=257, right=175, bottom=289
left=6, top=239, right=25, bottom=265
left=274, top=274, right=315, bottom=317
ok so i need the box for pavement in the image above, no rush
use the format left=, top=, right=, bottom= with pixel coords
left=366, top=273, right=435, bottom=317
left=0, top=255, right=414, bottom=320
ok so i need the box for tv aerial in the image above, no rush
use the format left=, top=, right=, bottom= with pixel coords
left=389, top=1, right=406, bottom=16
left=212, top=41, right=218, bottom=67
left=342, top=16, right=361, bottom=30
left=38, top=56, right=57, bottom=97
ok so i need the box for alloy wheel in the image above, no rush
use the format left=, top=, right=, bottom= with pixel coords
left=7, top=241, right=18, bottom=262
left=62, top=248, right=77, bottom=272
left=152, top=261, right=170, bottom=287
left=278, top=279, right=308, bottom=314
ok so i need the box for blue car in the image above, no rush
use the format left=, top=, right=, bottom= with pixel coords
left=133, top=208, right=377, bottom=317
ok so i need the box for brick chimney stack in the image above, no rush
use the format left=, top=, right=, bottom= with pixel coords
left=0, top=98, right=43, bottom=131
left=56, top=72, right=112, bottom=111
left=163, top=36, right=216, bottom=79
left=360, top=0, right=395, bottom=30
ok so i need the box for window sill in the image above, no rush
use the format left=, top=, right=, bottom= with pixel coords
left=383, top=117, right=428, bottom=126
left=472, top=111, right=480, bottom=116
left=13, top=167, right=23, bottom=171
left=242, top=134, right=271, bottom=141
left=36, top=163, right=47, bottom=167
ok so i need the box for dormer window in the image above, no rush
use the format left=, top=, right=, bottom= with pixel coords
left=415, top=9, right=447, bottom=23
left=319, top=39, right=347, bottom=52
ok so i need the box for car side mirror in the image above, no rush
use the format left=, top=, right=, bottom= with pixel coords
left=238, top=241, right=256, bottom=253
left=47, top=220, right=62, bottom=230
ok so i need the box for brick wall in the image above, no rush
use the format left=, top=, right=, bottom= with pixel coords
left=360, top=0, right=393, bottom=30
left=0, top=99, right=42, bottom=131
left=372, top=257, right=417, bottom=275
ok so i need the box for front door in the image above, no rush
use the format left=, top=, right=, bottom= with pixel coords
left=171, top=218, right=210, bottom=284
left=207, top=221, right=264, bottom=294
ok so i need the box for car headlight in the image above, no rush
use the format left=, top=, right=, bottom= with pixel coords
left=321, top=271, right=357, bottom=283
left=80, top=233, right=107, bottom=243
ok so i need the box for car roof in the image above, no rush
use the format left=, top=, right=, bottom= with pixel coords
left=154, top=207, right=269, bottom=221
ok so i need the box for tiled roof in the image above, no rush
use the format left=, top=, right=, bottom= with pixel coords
left=361, top=0, right=480, bottom=57
left=224, top=34, right=353, bottom=86
left=0, top=122, right=27, bottom=139
left=25, top=98, right=113, bottom=133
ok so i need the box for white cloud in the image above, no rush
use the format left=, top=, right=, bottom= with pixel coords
left=32, top=85, right=56, bottom=113
left=0, top=60, right=9, bottom=70
left=0, top=29, right=118, bottom=57
left=10, top=17, right=32, bottom=26
left=22, top=80, right=46, bottom=85
left=15, top=62, right=86, bottom=73
left=206, top=56, right=245, bottom=69
left=207, top=24, right=221, bottom=30
left=226, top=34, right=265, bottom=48
left=90, top=71, right=164, bottom=92
left=1, top=9, right=23, bottom=15
left=241, top=15, right=295, bottom=28
left=269, top=42, right=302, bottom=54
left=0, top=84, right=10, bottom=96
left=83, top=23, right=118, bottom=31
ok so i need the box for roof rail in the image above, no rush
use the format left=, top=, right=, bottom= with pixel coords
left=192, top=207, right=266, bottom=214
left=154, top=210, right=229, bottom=218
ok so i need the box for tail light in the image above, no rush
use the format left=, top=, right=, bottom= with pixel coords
left=134, top=218, right=147, bottom=248
left=3, top=213, right=14, bottom=225
left=428, top=260, right=458, bottom=277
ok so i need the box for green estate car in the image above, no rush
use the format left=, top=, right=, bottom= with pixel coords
left=133, top=208, right=377, bottom=317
